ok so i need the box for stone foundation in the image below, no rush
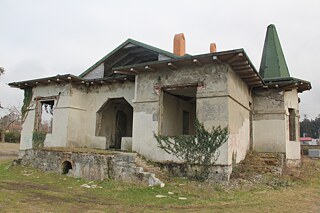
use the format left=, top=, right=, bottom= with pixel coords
left=157, top=162, right=232, bottom=182
left=20, top=148, right=163, bottom=186
left=286, top=159, right=301, bottom=168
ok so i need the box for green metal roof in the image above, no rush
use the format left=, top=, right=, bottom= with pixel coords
left=259, top=24, right=290, bottom=79
left=79, top=38, right=181, bottom=78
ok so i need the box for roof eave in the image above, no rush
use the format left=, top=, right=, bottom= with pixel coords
left=112, top=49, right=264, bottom=88
left=8, top=74, right=134, bottom=89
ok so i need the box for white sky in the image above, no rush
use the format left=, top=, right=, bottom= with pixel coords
left=0, top=0, right=319, bottom=118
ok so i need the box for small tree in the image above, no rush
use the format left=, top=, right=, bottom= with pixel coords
left=154, top=119, right=229, bottom=181
left=0, top=67, right=5, bottom=109
left=0, top=106, right=21, bottom=142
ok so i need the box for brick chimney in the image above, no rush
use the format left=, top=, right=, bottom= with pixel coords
left=173, top=33, right=186, bottom=56
left=210, top=43, right=217, bottom=53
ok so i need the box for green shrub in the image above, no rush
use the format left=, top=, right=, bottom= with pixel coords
left=154, top=119, right=229, bottom=181
left=5, top=131, right=21, bottom=143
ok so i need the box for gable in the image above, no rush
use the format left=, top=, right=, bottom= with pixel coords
left=80, top=39, right=180, bottom=79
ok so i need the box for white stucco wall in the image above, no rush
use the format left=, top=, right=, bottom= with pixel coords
left=20, top=84, right=71, bottom=151
left=284, top=89, right=300, bottom=160
left=253, top=89, right=286, bottom=153
left=253, top=88, right=301, bottom=160
left=227, top=67, right=251, bottom=165
left=66, top=82, right=135, bottom=149
left=20, top=81, right=135, bottom=151
left=132, top=64, right=232, bottom=164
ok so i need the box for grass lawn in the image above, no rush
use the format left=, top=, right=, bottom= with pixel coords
left=0, top=157, right=319, bottom=213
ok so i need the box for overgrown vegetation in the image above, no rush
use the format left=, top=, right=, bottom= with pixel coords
left=154, top=119, right=229, bottom=181
left=32, top=131, right=46, bottom=148
left=21, top=88, right=33, bottom=122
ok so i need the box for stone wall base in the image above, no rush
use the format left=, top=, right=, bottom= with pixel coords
left=21, top=149, right=163, bottom=186
left=157, top=162, right=232, bottom=182
left=286, top=159, right=301, bottom=168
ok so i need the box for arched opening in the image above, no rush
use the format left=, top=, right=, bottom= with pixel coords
left=61, top=161, right=72, bottom=175
left=96, top=98, right=133, bottom=149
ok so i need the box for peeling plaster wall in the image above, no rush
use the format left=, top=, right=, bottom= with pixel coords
left=253, top=89, right=286, bottom=152
left=20, top=82, right=135, bottom=151
left=132, top=64, right=231, bottom=164
left=253, top=88, right=300, bottom=161
left=227, top=68, right=251, bottom=165
left=65, top=87, right=88, bottom=148
left=67, top=82, right=135, bottom=149
left=197, top=96, right=229, bottom=165
left=20, top=84, right=72, bottom=151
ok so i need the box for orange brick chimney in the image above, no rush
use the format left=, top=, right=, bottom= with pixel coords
left=173, top=33, right=186, bottom=56
left=210, top=43, right=217, bottom=53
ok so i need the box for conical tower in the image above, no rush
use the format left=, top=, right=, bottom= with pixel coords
left=259, top=24, right=290, bottom=79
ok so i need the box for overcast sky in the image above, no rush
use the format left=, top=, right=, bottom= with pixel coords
left=0, top=0, right=319, bottom=118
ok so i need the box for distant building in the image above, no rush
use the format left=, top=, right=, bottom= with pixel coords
left=300, top=137, right=319, bottom=145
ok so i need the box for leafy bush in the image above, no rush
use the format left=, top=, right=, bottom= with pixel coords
left=5, top=131, right=21, bottom=143
left=154, top=119, right=229, bottom=181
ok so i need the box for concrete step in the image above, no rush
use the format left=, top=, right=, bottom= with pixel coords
left=135, top=157, right=168, bottom=180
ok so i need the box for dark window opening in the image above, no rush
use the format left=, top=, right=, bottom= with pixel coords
left=183, top=111, right=190, bottom=135
left=289, top=108, right=296, bottom=141
left=160, top=86, right=197, bottom=136
left=61, top=161, right=72, bottom=174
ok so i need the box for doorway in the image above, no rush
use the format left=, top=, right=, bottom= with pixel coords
left=96, top=98, right=133, bottom=149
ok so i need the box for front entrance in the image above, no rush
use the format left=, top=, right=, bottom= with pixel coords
left=96, top=98, right=133, bottom=149
left=115, top=110, right=127, bottom=149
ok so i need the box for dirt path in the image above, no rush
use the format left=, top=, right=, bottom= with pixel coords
left=0, top=142, right=19, bottom=161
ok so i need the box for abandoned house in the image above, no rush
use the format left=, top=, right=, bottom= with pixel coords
left=9, top=24, right=311, bottom=181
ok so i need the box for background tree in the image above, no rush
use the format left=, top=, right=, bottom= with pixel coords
left=0, top=106, right=21, bottom=142
left=154, top=119, right=229, bottom=181
left=0, top=67, right=4, bottom=109
left=300, top=114, right=320, bottom=138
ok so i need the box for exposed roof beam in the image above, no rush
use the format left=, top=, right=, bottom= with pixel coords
left=130, top=68, right=141, bottom=74
left=233, top=64, right=251, bottom=69
left=168, top=62, right=178, bottom=70
left=242, top=75, right=258, bottom=80
left=212, top=55, right=221, bottom=63
left=145, top=65, right=156, bottom=72
left=235, top=67, right=253, bottom=72
left=104, top=52, right=131, bottom=69
left=193, top=59, right=202, bottom=67
left=283, top=83, right=298, bottom=91
left=231, top=61, right=249, bottom=66
left=226, top=53, right=243, bottom=64
left=114, top=70, right=137, bottom=75
left=121, top=57, right=137, bottom=66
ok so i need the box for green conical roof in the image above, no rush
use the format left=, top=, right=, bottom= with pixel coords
left=259, top=24, right=290, bottom=79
